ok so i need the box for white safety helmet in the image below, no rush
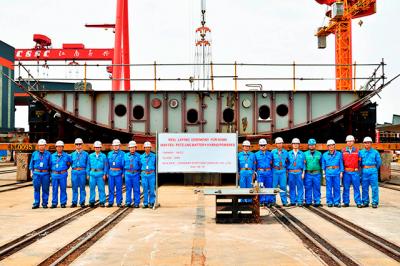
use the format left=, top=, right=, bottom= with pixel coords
left=275, top=137, right=284, bottom=144
left=38, top=139, right=47, bottom=145
left=326, top=139, right=335, bottom=146
left=363, top=136, right=373, bottom=143
left=144, top=141, right=152, bottom=148
left=55, top=140, right=64, bottom=147
left=242, top=140, right=251, bottom=146
left=291, top=138, right=300, bottom=144
left=258, top=139, right=267, bottom=145
left=74, top=138, right=83, bottom=144
left=94, top=141, right=102, bottom=148
left=345, top=135, right=355, bottom=142
left=112, top=139, right=121, bottom=146
left=128, top=141, right=137, bottom=148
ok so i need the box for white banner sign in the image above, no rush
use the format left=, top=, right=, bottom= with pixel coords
left=157, top=133, right=237, bottom=173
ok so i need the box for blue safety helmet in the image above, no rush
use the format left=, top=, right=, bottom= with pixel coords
left=308, top=138, right=316, bottom=145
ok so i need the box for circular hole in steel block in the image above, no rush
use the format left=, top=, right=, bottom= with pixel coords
left=133, top=105, right=144, bottom=120
left=187, top=109, right=198, bottom=124
left=169, top=99, right=179, bottom=109
left=276, top=104, right=289, bottom=117
left=223, top=108, right=235, bottom=123
left=151, top=98, right=162, bottom=109
left=258, top=105, right=270, bottom=120
left=115, top=104, right=127, bottom=117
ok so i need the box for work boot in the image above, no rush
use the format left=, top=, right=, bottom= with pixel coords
left=343, top=204, right=349, bottom=207
left=372, top=204, right=378, bottom=208
left=51, top=205, right=57, bottom=209
left=142, top=204, right=148, bottom=209
left=334, top=204, right=341, bottom=208
left=149, top=203, right=154, bottom=208
left=314, top=203, right=322, bottom=207
left=297, top=203, right=303, bottom=207
left=80, top=203, right=86, bottom=208
left=356, top=204, right=362, bottom=208
left=117, top=204, right=123, bottom=208
left=32, top=205, right=39, bottom=209
left=327, top=204, right=333, bottom=207
left=42, top=205, right=48, bottom=209
left=304, top=203, right=311, bottom=207
left=363, top=203, right=369, bottom=208
left=134, top=204, right=139, bottom=208
left=71, top=203, right=77, bottom=208
left=100, top=203, right=105, bottom=208
left=125, top=204, right=131, bottom=208
left=290, top=203, right=296, bottom=207
left=61, top=204, right=66, bottom=208
left=282, top=203, right=289, bottom=207
left=107, top=204, right=113, bottom=208
left=89, top=203, right=95, bottom=208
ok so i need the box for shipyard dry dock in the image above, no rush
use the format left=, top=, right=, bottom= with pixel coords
left=0, top=165, right=399, bottom=266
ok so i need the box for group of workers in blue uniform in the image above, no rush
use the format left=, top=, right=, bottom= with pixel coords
left=29, top=138, right=157, bottom=209
left=238, top=135, right=382, bottom=208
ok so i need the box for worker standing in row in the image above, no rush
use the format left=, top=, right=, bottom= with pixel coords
left=124, top=141, right=142, bottom=208
left=29, top=139, right=51, bottom=209
left=342, top=135, right=362, bottom=208
left=304, top=139, right=322, bottom=207
left=70, top=138, right=89, bottom=208
left=50, top=141, right=71, bottom=208
left=287, top=138, right=306, bottom=206
left=254, top=139, right=273, bottom=207
left=271, top=137, right=289, bottom=206
left=322, top=140, right=344, bottom=207
left=107, top=139, right=125, bottom=207
left=238, top=140, right=256, bottom=202
left=141, top=141, right=157, bottom=208
left=359, top=137, right=382, bottom=208
left=87, top=141, right=108, bottom=208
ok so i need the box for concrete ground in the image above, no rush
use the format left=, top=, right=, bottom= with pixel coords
left=0, top=173, right=399, bottom=265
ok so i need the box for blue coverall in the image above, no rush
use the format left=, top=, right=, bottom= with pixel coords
left=87, top=152, right=108, bottom=204
left=287, top=150, right=306, bottom=205
left=140, top=152, right=157, bottom=206
left=359, top=148, right=382, bottom=206
left=107, top=150, right=125, bottom=206
left=271, top=149, right=289, bottom=205
left=50, top=152, right=72, bottom=206
left=238, top=151, right=256, bottom=202
left=255, top=150, right=273, bottom=204
left=124, top=152, right=142, bottom=206
left=29, top=150, right=51, bottom=207
left=70, top=150, right=89, bottom=205
left=304, top=150, right=322, bottom=205
left=322, top=151, right=344, bottom=206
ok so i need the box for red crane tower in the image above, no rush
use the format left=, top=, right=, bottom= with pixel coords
left=315, top=0, right=376, bottom=91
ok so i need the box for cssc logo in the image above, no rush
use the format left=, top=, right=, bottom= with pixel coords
left=15, top=50, right=51, bottom=58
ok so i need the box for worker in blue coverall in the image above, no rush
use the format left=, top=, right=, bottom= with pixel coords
left=87, top=141, right=108, bottom=208
left=359, top=136, right=382, bottom=208
left=255, top=138, right=273, bottom=207
left=29, top=139, right=51, bottom=209
left=124, top=140, right=142, bottom=208
left=238, top=140, right=256, bottom=202
left=50, top=140, right=72, bottom=208
left=287, top=138, right=306, bottom=206
left=141, top=141, right=157, bottom=208
left=107, top=139, right=125, bottom=207
left=271, top=137, right=289, bottom=206
left=304, top=138, right=323, bottom=207
left=70, top=138, right=89, bottom=208
left=322, top=139, right=344, bottom=207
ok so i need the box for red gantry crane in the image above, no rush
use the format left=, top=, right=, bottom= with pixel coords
left=315, top=0, right=377, bottom=91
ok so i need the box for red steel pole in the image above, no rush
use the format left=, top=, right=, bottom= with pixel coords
left=112, top=0, right=123, bottom=91
left=122, top=0, right=131, bottom=91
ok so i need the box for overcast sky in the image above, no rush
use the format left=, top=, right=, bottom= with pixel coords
left=2, top=0, right=398, bottom=130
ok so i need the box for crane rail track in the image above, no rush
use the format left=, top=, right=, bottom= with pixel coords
left=271, top=206, right=359, bottom=266
left=306, top=206, right=400, bottom=262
